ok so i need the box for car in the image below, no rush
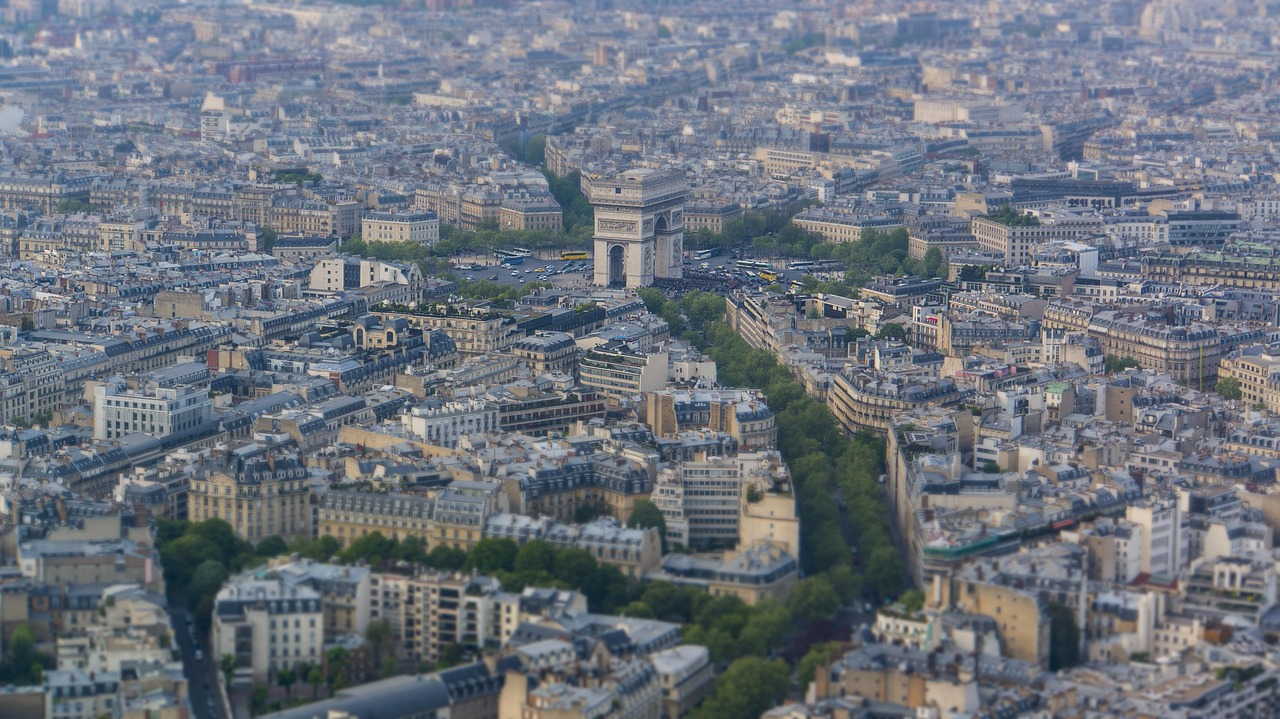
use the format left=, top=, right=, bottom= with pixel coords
left=511, top=271, right=519, bottom=276
left=465, top=275, right=474, bottom=281
left=523, top=268, right=531, bottom=274
left=194, top=649, right=203, bottom=661
left=519, top=278, right=525, bottom=283
left=489, top=274, right=499, bottom=280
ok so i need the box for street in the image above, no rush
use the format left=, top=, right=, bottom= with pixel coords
left=171, top=606, right=227, bottom=719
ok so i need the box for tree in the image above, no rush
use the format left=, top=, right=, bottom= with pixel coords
left=899, top=589, right=925, bottom=613
left=1048, top=603, right=1080, bottom=671
left=795, top=641, right=842, bottom=690
left=425, top=544, right=467, bottom=570
left=365, top=619, right=394, bottom=667
left=340, top=532, right=394, bottom=565
left=56, top=199, right=93, bottom=213
left=637, top=287, right=668, bottom=315
left=307, top=665, right=323, bottom=700
left=220, top=654, right=237, bottom=691
left=627, top=500, right=667, bottom=552
left=465, top=538, right=518, bottom=574
left=620, top=601, right=655, bottom=619
left=437, top=643, right=466, bottom=670
left=920, top=247, right=945, bottom=279
left=787, top=576, right=841, bottom=625
left=864, top=547, right=905, bottom=600
left=258, top=226, right=278, bottom=252
left=18, top=317, right=33, bottom=332
left=523, top=135, right=546, bottom=167
left=250, top=684, right=269, bottom=717
left=874, top=322, right=906, bottom=342
left=7, top=624, right=34, bottom=675
left=981, top=461, right=1001, bottom=474
left=276, top=665, right=296, bottom=701
left=551, top=547, right=599, bottom=587
left=189, top=559, right=228, bottom=609
left=1104, top=355, right=1140, bottom=373
left=324, top=646, right=350, bottom=694
left=689, top=657, right=791, bottom=719
left=1216, top=376, right=1242, bottom=401
left=513, top=540, right=558, bottom=574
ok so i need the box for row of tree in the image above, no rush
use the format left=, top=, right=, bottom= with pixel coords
left=155, top=518, right=288, bottom=628
left=702, top=321, right=907, bottom=599
left=624, top=290, right=912, bottom=719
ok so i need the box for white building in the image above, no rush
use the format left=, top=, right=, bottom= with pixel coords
left=1126, top=497, right=1185, bottom=577
left=400, top=398, right=499, bottom=449
left=653, top=456, right=741, bottom=550
left=45, top=670, right=121, bottom=719
left=92, top=362, right=213, bottom=441
left=361, top=210, right=440, bottom=246
left=211, top=576, right=324, bottom=683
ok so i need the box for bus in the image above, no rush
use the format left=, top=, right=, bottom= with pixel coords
left=758, top=270, right=779, bottom=282
left=694, top=248, right=717, bottom=260
left=789, top=261, right=816, bottom=271
left=560, top=251, right=589, bottom=261
left=509, top=247, right=533, bottom=257
left=736, top=259, right=772, bottom=271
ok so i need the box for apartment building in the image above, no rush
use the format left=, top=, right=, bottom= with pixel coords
left=652, top=457, right=741, bottom=549
left=1126, top=497, right=1185, bottom=578
left=1218, top=347, right=1280, bottom=410
left=683, top=202, right=741, bottom=235
left=269, top=198, right=362, bottom=238
left=499, top=198, right=563, bottom=231
left=0, top=346, right=64, bottom=423
left=1142, top=250, right=1280, bottom=292
left=792, top=208, right=902, bottom=243
left=971, top=214, right=1097, bottom=266
left=376, top=308, right=521, bottom=355
left=92, top=362, right=214, bottom=441
left=187, top=442, right=313, bottom=541
left=649, top=645, right=714, bottom=719
left=368, top=570, right=585, bottom=663
left=401, top=398, right=500, bottom=449
left=579, top=342, right=669, bottom=402
left=654, top=542, right=799, bottom=606
left=645, top=389, right=776, bottom=451
left=310, top=257, right=424, bottom=301
left=1087, top=311, right=1220, bottom=386
left=361, top=210, right=440, bottom=245
left=211, top=575, right=324, bottom=683
left=511, top=332, right=579, bottom=376
left=828, top=371, right=967, bottom=435
left=496, top=387, right=608, bottom=436
left=319, top=491, right=434, bottom=547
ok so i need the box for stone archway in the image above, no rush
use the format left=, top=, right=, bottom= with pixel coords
left=608, top=244, right=625, bottom=286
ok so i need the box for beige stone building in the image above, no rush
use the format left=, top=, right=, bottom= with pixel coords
left=361, top=210, right=440, bottom=245
left=1087, top=310, right=1220, bottom=386
left=188, top=446, right=312, bottom=541
left=1218, top=349, right=1280, bottom=410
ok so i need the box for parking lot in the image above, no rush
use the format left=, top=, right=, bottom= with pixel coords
left=448, top=255, right=810, bottom=292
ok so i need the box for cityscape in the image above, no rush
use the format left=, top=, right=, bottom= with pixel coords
left=3, top=0, right=1280, bottom=718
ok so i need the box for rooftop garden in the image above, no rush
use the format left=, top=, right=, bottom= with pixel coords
left=985, top=204, right=1041, bottom=227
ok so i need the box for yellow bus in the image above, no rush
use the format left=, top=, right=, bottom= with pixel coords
left=560, top=251, right=589, bottom=261
left=758, top=270, right=779, bottom=282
